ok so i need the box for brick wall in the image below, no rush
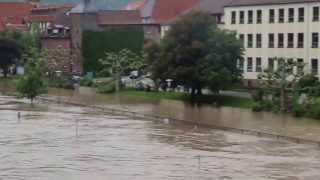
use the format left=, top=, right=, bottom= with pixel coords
left=41, top=37, right=82, bottom=75
left=41, top=37, right=71, bottom=49
left=43, top=48, right=72, bottom=74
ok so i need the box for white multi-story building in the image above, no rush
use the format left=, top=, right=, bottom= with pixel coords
left=223, top=0, right=320, bottom=85
left=132, top=0, right=320, bottom=85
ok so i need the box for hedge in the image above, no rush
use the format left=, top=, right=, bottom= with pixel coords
left=82, top=26, right=144, bottom=74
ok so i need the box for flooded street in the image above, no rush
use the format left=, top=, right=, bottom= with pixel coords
left=1, top=95, right=320, bottom=179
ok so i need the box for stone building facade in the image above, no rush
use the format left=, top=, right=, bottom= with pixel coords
left=41, top=25, right=81, bottom=75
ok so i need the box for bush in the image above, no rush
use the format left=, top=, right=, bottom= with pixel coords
left=96, top=69, right=111, bottom=78
left=306, top=98, right=320, bottom=119
left=80, top=76, right=94, bottom=87
left=304, top=86, right=320, bottom=97
left=97, top=82, right=116, bottom=94
left=307, top=105, right=320, bottom=119
left=17, top=58, right=47, bottom=102
left=252, top=100, right=275, bottom=112
left=49, top=76, right=74, bottom=89
left=291, top=101, right=305, bottom=117
left=251, top=89, right=264, bottom=102
left=252, top=102, right=263, bottom=112
left=297, top=75, right=319, bottom=89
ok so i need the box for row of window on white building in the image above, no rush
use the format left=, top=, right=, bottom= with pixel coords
left=239, top=33, right=320, bottom=48
left=238, top=57, right=319, bottom=75
left=231, top=6, right=320, bottom=24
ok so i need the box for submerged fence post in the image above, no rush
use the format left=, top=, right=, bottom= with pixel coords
left=198, top=155, right=201, bottom=170
left=75, top=119, right=79, bottom=138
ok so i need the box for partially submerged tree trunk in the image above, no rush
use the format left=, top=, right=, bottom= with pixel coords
left=191, top=85, right=203, bottom=98
left=280, top=88, right=288, bottom=112
left=3, top=67, right=8, bottom=78
left=191, top=87, right=196, bottom=98
left=115, top=71, right=120, bottom=92
left=30, top=97, right=34, bottom=105
left=279, top=64, right=287, bottom=112
left=196, top=87, right=202, bottom=96
left=154, top=79, right=161, bottom=92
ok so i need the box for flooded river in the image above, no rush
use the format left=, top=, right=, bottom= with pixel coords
left=2, top=83, right=320, bottom=142
left=44, top=87, right=320, bottom=142
left=1, top=95, right=320, bottom=179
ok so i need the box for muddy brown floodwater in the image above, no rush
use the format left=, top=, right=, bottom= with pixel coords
left=1, top=94, right=320, bottom=180
left=45, top=87, right=320, bottom=142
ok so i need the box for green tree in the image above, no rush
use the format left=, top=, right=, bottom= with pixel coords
left=296, top=74, right=319, bottom=89
left=99, top=49, right=144, bottom=92
left=203, top=27, right=244, bottom=93
left=144, top=40, right=164, bottom=89
left=0, top=39, right=21, bottom=77
left=258, top=57, right=304, bottom=112
left=146, top=11, right=243, bottom=97
left=0, top=30, right=40, bottom=77
left=17, top=48, right=47, bottom=103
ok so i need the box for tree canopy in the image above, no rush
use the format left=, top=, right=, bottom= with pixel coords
left=257, top=57, right=304, bottom=112
left=17, top=48, right=47, bottom=103
left=0, top=30, right=40, bottom=77
left=145, top=11, right=244, bottom=96
left=0, top=39, right=21, bottom=77
left=99, top=49, right=144, bottom=91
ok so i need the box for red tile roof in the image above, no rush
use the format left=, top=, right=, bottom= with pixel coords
left=0, top=2, right=33, bottom=19
left=97, top=10, right=142, bottom=25
left=125, top=0, right=201, bottom=24
left=152, top=0, right=200, bottom=24
left=2, top=16, right=24, bottom=25
left=32, top=3, right=75, bottom=12
left=0, top=2, right=33, bottom=31
left=191, top=0, right=234, bottom=15
left=28, top=3, right=74, bottom=26
left=5, top=23, right=28, bottom=31
left=0, top=19, right=5, bottom=31
left=123, top=0, right=147, bottom=10
left=28, top=15, right=55, bottom=22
